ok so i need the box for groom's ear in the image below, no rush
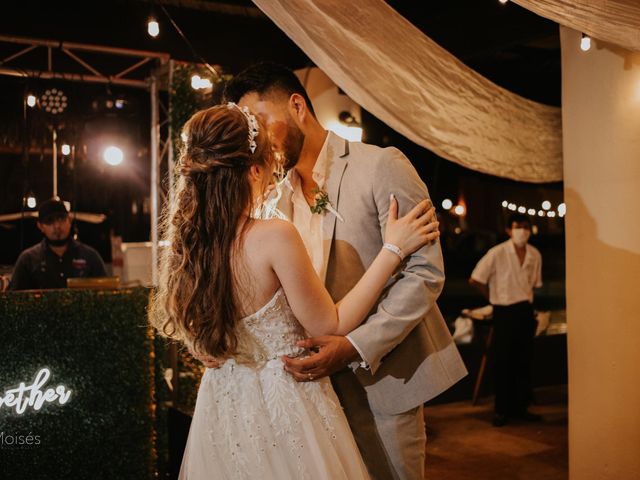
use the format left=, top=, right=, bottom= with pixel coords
left=288, top=93, right=308, bottom=123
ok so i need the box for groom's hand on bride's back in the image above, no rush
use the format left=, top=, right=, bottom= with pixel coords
left=282, top=336, right=360, bottom=382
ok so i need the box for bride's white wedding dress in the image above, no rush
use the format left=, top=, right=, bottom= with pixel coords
left=179, top=287, right=370, bottom=479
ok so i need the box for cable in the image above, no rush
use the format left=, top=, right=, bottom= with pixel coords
left=157, top=2, right=220, bottom=79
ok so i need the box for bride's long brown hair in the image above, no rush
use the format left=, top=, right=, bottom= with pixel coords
left=149, top=104, right=271, bottom=356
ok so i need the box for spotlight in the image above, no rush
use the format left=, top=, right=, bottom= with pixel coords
left=40, top=88, right=67, bottom=115
left=441, top=199, right=453, bottom=210
left=148, top=18, right=160, bottom=38
left=61, top=144, right=71, bottom=156
left=27, top=94, right=37, bottom=108
left=103, top=146, right=124, bottom=166
left=580, top=33, right=591, bottom=52
left=542, top=200, right=551, bottom=211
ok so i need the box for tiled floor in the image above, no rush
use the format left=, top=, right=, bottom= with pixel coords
left=424, top=386, right=568, bottom=480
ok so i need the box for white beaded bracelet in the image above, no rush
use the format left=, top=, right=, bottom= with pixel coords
left=382, top=243, right=405, bottom=260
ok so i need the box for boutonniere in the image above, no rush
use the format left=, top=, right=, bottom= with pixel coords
left=310, top=188, right=344, bottom=222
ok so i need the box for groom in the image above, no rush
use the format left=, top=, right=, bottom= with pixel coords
left=203, top=62, right=466, bottom=479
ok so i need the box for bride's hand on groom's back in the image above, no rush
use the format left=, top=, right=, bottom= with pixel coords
left=384, top=195, right=439, bottom=257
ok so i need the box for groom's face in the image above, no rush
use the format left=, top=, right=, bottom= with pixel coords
left=239, top=92, right=304, bottom=171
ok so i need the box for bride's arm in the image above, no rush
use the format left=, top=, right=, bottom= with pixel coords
left=268, top=197, right=437, bottom=336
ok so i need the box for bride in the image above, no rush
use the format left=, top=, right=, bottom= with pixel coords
left=150, top=103, right=439, bottom=479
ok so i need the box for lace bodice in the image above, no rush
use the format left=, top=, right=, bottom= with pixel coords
left=232, top=288, right=307, bottom=367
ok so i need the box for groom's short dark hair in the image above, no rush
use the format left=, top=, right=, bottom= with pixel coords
left=223, top=62, right=316, bottom=117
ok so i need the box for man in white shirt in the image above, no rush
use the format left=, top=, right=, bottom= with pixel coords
left=470, top=213, right=543, bottom=427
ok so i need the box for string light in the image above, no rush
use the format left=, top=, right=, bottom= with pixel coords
left=190, top=74, right=213, bottom=90
left=499, top=0, right=508, bottom=4
left=148, top=18, right=160, bottom=38
left=27, top=94, right=37, bottom=107
left=27, top=196, right=37, bottom=209
left=501, top=199, right=564, bottom=219
left=454, top=205, right=466, bottom=216
left=558, top=203, right=566, bottom=217
left=61, top=144, right=71, bottom=156
left=580, top=33, right=591, bottom=52
left=442, top=199, right=453, bottom=210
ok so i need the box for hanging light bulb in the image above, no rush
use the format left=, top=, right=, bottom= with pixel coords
left=558, top=203, right=567, bottom=217
left=61, top=144, right=71, bottom=156
left=441, top=199, right=453, bottom=210
left=542, top=200, right=551, bottom=211
left=527, top=209, right=536, bottom=216
left=26, top=195, right=37, bottom=209
left=580, top=33, right=591, bottom=52
left=27, top=94, right=37, bottom=107
left=454, top=204, right=466, bottom=216
left=148, top=17, right=160, bottom=38
left=502, top=200, right=508, bottom=208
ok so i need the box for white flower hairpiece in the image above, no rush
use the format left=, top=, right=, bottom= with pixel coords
left=227, top=102, right=259, bottom=154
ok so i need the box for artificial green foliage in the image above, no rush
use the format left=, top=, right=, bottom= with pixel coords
left=0, top=288, right=163, bottom=480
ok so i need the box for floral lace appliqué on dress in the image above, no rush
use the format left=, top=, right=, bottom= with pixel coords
left=178, top=288, right=370, bottom=480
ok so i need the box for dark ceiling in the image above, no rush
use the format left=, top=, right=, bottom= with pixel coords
left=0, top=0, right=561, bottom=105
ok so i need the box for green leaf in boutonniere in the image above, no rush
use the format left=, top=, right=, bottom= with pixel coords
left=310, top=188, right=330, bottom=214
left=309, top=187, right=345, bottom=222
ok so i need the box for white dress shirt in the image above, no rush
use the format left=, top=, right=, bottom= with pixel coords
left=471, top=239, right=543, bottom=306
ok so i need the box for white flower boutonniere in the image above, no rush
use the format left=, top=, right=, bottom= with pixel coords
left=310, top=188, right=344, bottom=222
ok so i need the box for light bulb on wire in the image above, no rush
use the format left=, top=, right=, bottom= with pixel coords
left=148, top=18, right=160, bottom=38
left=61, top=144, right=71, bottom=156
left=441, top=198, right=453, bottom=210
left=26, top=195, right=37, bottom=209
left=27, top=94, right=37, bottom=107
left=580, top=34, right=591, bottom=52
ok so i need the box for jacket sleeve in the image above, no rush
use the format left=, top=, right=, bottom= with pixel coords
left=346, top=148, right=445, bottom=375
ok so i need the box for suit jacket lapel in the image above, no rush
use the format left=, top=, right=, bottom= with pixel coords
left=320, top=137, right=349, bottom=282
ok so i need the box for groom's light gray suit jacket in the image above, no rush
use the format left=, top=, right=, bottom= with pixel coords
left=275, top=132, right=467, bottom=415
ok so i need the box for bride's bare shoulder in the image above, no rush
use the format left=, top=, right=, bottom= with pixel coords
left=247, top=219, right=301, bottom=245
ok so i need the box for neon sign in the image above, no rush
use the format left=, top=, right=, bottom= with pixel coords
left=0, top=368, right=71, bottom=414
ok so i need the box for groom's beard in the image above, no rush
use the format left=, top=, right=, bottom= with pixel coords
left=282, top=116, right=304, bottom=171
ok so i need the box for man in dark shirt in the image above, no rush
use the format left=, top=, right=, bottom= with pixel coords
left=9, top=198, right=107, bottom=290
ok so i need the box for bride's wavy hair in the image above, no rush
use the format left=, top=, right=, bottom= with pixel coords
left=149, top=104, right=271, bottom=357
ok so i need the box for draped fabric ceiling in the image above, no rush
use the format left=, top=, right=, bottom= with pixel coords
left=252, top=0, right=640, bottom=183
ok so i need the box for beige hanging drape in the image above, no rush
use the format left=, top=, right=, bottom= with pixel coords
left=513, top=0, right=640, bottom=52
left=253, top=0, right=563, bottom=183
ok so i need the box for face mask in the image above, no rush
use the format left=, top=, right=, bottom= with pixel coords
left=511, top=228, right=530, bottom=247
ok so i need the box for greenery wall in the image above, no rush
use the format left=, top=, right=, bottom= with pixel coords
left=0, top=288, right=165, bottom=479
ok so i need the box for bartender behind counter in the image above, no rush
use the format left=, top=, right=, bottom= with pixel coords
left=9, top=198, right=107, bottom=291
